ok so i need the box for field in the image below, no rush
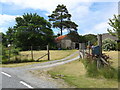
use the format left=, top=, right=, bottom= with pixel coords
left=48, top=51, right=119, bottom=88
left=1, top=50, right=77, bottom=67
left=20, top=50, right=77, bottom=60
left=103, top=51, right=118, bottom=69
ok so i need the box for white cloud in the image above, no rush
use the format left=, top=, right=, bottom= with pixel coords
left=0, top=27, right=7, bottom=32
left=81, top=21, right=112, bottom=35
left=0, top=14, right=16, bottom=26
left=0, top=14, right=19, bottom=33
left=1, top=0, right=119, bottom=13
left=0, top=0, right=118, bottom=34
left=93, top=22, right=110, bottom=33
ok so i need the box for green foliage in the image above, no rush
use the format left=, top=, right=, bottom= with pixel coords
left=82, top=59, right=99, bottom=77
left=2, top=58, right=34, bottom=64
left=0, top=32, right=7, bottom=46
left=102, top=38, right=117, bottom=51
left=99, top=67, right=118, bottom=79
left=2, top=45, right=8, bottom=60
left=48, top=4, right=78, bottom=35
left=107, top=15, right=120, bottom=40
left=117, top=42, right=120, bottom=51
left=6, top=13, right=55, bottom=50
left=118, top=66, right=120, bottom=82
left=82, top=58, right=118, bottom=80
left=2, top=46, right=21, bottom=64
left=67, top=31, right=86, bottom=43
left=84, top=34, right=97, bottom=45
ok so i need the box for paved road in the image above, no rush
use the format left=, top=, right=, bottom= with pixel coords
left=1, top=51, right=80, bottom=89
left=2, top=72, right=31, bottom=88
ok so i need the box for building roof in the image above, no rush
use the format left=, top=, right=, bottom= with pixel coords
left=55, top=35, right=67, bottom=42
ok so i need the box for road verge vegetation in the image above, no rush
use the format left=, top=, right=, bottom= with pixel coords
left=47, top=51, right=118, bottom=88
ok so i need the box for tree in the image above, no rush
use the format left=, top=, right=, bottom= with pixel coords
left=107, top=15, right=120, bottom=40
left=0, top=32, right=7, bottom=46
left=67, top=31, right=86, bottom=43
left=6, top=27, right=15, bottom=46
left=6, top=13, right=54, bottom=50
left=107, top=14, right=120, bottom=51
left=84, top=34, right=97, bottom=45
left=102, top=38, right=117, bottom=51
left=48, top=4, right=78, bottom=35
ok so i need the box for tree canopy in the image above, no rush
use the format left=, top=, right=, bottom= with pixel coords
left=6, top=13, right=54, bottom=50
left=48, top=4, right=78, bottom=35
left=107, top=15, right=120, bottom=40
left=84, top=34, right=97, bottom=45
left=67, top=31, right=86, bottom=43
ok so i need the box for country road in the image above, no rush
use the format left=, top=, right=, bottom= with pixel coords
left=1, top=51, right=80, bottom=89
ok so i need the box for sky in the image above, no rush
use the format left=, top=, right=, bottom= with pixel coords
left=0, top=0, right=119, bottom=35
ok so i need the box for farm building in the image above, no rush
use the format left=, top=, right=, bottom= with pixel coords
left=55, top=35, right=79, bottom=49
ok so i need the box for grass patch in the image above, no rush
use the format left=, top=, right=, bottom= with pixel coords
left=103, top=51, right=118, bottom=69
left=82, top=58, right=118, bottom=80
left=20, top=50, right=77, bottom=60
left=48, top=59, right=118, bottom=88
left=0, top=59, right=51, bottom=67
left=2, top=50, right=77, bottom=67
left=0, top=62, right=42, bottom=67
left=82, top=59, right=99, bottom=77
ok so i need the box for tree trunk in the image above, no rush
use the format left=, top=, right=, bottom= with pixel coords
left=60, top=12, right=63, bottom=36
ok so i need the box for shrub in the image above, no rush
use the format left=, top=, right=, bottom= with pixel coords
left=102, top=38, right=117, bottom=51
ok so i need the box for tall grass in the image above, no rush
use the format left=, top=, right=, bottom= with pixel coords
left=82, top=58, right=118, bottom=80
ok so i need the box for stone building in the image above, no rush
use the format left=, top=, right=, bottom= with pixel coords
left=55, top=35, right=79, bottom=49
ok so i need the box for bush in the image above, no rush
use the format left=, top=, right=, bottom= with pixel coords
left=1, top=45, right=39, bottom=64
left=102, top=38, right=117, bottom=51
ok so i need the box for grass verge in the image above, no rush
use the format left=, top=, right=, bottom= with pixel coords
left=0, top=60, right=50, bottom=67
left=48, top=50, right=119, bottom=88
left=48, top=60, right=118, bottom=88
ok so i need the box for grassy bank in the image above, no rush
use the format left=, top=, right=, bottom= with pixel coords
left=48, top=60, right=118, bottom=88
left=48, top=51, right=118, bottom=88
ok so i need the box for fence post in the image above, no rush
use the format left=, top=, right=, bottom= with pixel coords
left=8, top=47, right=11, bottom=61
left=79, top=43, right=85, bottom=59
left=79, top=43, right=81, bottom=59
left=47, top=45, right=50, bottom=60
left=31, top=46, right=34, bottom=60
left=82, top=43, right=85, bottom=59
left=97, top=34, right=102, bottom=57
left=97, top=34, right=102, bottom=69
left=88, top=41, right=91, bottom=55
left=8, top=44, right=11, bottom=61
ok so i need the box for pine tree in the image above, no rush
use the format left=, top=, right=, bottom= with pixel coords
left=48, top=4, right=78, bottom=35
left=107, top=14, right=120, bottom=40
